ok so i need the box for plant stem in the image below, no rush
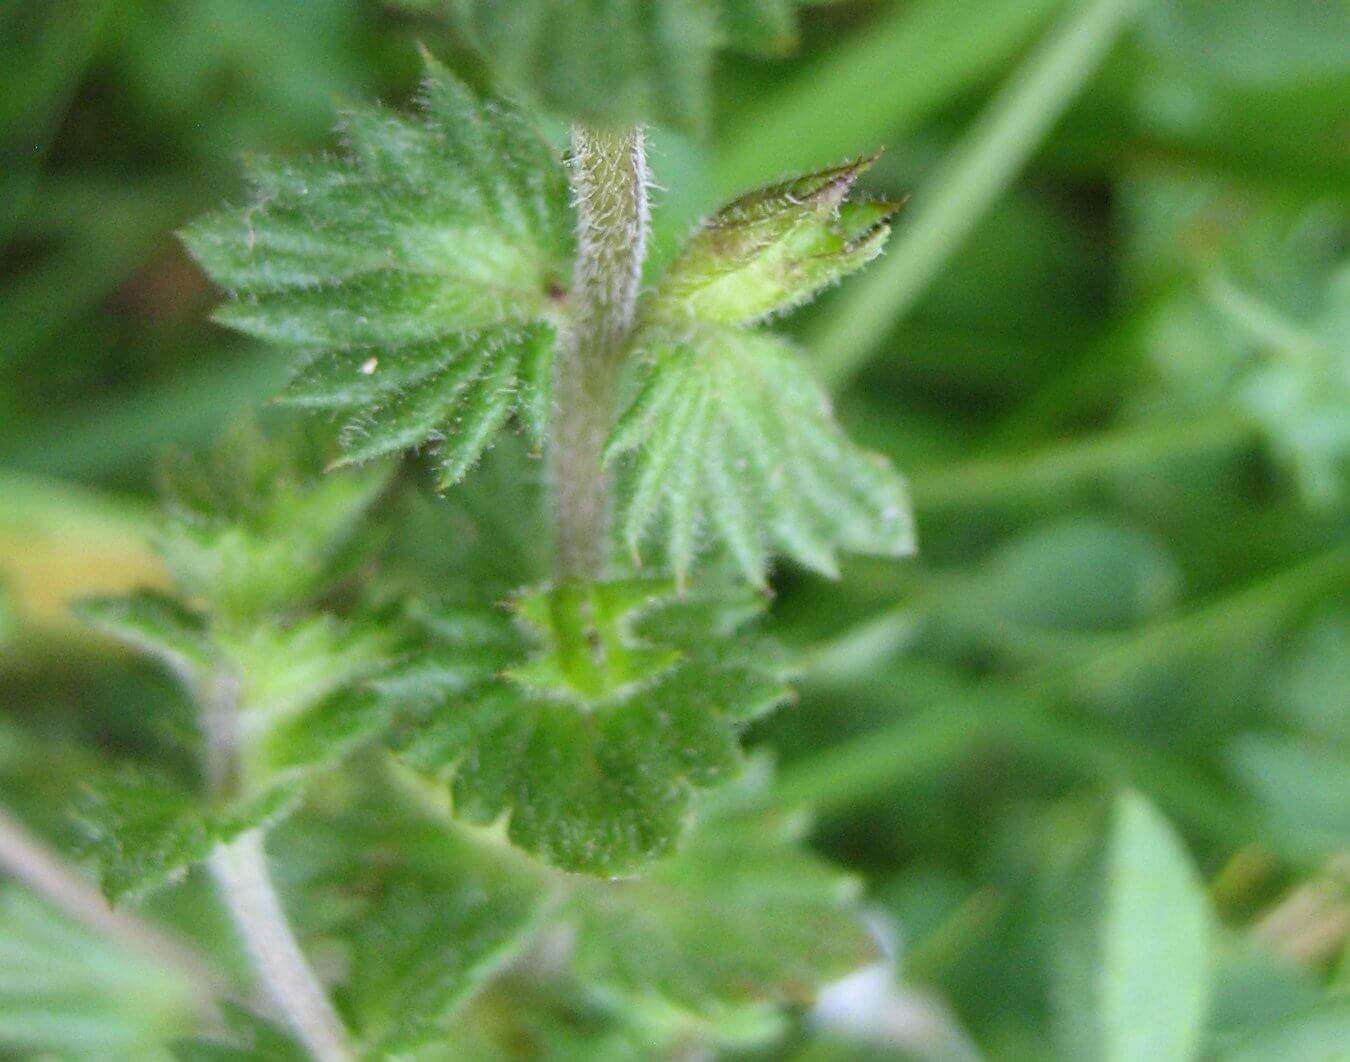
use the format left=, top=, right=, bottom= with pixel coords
left=550, top=126, right=649, bottom=578
left=907, top=410, right=1255, bottom=511
left=210, top=831, right=353, bottom=1062
left=202, top=674, right=353, bottom=1061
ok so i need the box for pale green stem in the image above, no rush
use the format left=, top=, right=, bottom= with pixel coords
left=810, top=0, right=1148, bottom=388
left=210, top=832, right=353, bottom=1062
left=908, top=409, right=1255, bottom=511
left=550, top=126, right=649, bottom=578
left=203, top=676, right=353, bottom=1061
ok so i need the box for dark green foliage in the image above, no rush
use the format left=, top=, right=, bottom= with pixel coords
left=390, top=580, right=789, bottom=874
left=400, top=0, right=822, bottom=130
left=567, top=784, right=875, bottom=1039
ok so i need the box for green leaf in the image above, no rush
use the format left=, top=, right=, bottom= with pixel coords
left=1219, top=1000, right=1350, bottom=1062
left=182, top=58, right=570, bottom=487
left=1227, top=735, right=1350, bottom=860
left=651, top=158, right=899, bottom=326
left=608, top=328, right=914, bottom=583
left=323, top=804, right=551, bottom=1051
left=400, top=0, right=816, bottom=131
left=154, top=422, right=393, bottom=619
left=0, top=887, right=198, bottom=1059
left=390, top=579, right=789, bottom=875
left=567, top=789, right=874, bottom=1047
left=1052, top=791, right=1211, bottom=1062
left=74, top=591, right=214, bottom=684
left=76, top=766, right=293, bottom=901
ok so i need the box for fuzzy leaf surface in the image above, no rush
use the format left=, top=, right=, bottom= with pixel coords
left=567, top=789, right=874, bottom=1039
left=609, top=328, right=914, bottom=583
left=154, top=423, right=393, bottom=619
left=182, top=60, right=570, bottom=486
left=400, top=0, right=820, bottom=131
left=0, top=887, right=198, bottom=1058
left=613, top=160, right=913, bottom=583
left=388, top=580, right=789, bottom=875
left=76, top=767, right=293, bottom=901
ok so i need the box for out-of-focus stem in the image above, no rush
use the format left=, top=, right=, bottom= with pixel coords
left=210, top=831, right=354, bottom=1062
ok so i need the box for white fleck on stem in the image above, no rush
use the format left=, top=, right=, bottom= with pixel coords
left=550, top=125, right=650, bottom=579
left=203, top=672, right=353, bottom=1061
left=210, top=830, right=354, bottom=1062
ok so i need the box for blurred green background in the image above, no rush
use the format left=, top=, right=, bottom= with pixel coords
left=1, top=0, right=1347, bottom=1057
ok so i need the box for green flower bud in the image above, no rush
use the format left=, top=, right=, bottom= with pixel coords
left=651, top=156, right=903, bottom=325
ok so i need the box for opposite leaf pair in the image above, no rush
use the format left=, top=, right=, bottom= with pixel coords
left=75, top=428, right=399, bottom=898
left=183, top=58, right=915, bottom=587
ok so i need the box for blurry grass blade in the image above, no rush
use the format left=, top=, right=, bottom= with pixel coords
left=810, top=0, right=1149, bottom=388
left=715, top=0, right=1062, bottom=194
left=0, top=0, right=112, bottom=234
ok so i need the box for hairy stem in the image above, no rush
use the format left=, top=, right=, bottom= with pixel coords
left=202, top=673, right=353, bottom=1061
left=550, top=125, right=649, bottom=578
left=210, top=831, right=353, bottom=1061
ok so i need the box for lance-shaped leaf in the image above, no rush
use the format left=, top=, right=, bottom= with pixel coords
left=608, top=328, right=914, bottom=584
left=389, top=579, right=790, bottom=876
left=651, top=158, right=900, bottom=326
left=182, top=59, right=570, bottom=487
left=1052, top=792, right=1211, bottom=1062
left=399, top=0, right=819, bottom=131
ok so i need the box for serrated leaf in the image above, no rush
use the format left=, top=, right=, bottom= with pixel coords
left=400, top=0, right=816, bottom=131
left=74, top=591, right=214, bottom=685
left=0, top=887, right=199, bottom=1059
left=154, top=422, right=393, bottom=619
left=317, top=803, right=550, bottom=1051
left=182, top=59, right=570, bottom=485
left=76, top=767, right=293, bottom=901
left=567, top=796, right=874, bottom=1044
left=609, top=329, right=914, bottom=583
left=651, top=158, right=900, bottom=326
left=1052, top=792, right=1211, bottom=1062
left=389, top=579, right=789, bottom=875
